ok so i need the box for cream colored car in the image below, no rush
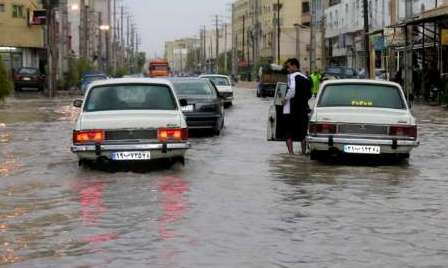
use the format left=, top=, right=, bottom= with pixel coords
left=307, top=80, right=419, bottom=160
left=199, top=74, right=234, bottom=106
left=71, top=78, right=190, bottom=165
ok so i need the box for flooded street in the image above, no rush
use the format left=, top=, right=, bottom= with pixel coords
left=1, top=88, right=448, bottom=267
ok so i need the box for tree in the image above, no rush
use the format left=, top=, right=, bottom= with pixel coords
left=0, top=55, right=13, bottom=103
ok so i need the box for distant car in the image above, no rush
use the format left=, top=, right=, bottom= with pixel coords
left=168, top=77, right=225, bottom=135
left=71, top=78, right=190, bottom=166
left=14, top=67, right=45, bottom=91
left=323, top=67, right=359, bottom=80
left=375, top=69, right=387, bottom=80
left=199, top=74, right=234, bottom=106
left=306, top=80, right=419, bottom=160
left=80, top=73, right=108, bottom=94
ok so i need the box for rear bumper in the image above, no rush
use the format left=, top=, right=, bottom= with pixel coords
left=306, top=135, right=419, bottom=154
left=71, top=142, right=191, bottom=160
left=15, top=81, right=43, bottom=88
left=185, top=113, right=221, bottom=129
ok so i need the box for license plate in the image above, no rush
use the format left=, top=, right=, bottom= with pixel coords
left=23, top=77, right=31, bottom=81
left=344, top=145, right=381, bottom=155
left=112, top=151, right=151, bottom=161
left=181, top=105, right=194, bottom=112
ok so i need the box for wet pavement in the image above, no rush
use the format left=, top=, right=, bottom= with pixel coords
left=1, top=89, right=448, bottom=267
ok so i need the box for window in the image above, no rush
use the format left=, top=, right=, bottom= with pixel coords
left=0, top=3, right=5, bottom=12
left=85, top=84, right=177, bottom=112
left=12, top=5, right=24, bottom=18
left=302, top=2, right=310, bottom=14
left=318, top=84, right=405, bottom=109
left=172, top=80, right=215, bottom=96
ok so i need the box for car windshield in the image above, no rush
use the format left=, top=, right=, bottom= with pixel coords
left=84, top=84, right=177, bottom=112
left=18, top=68, right=38, bottom=75
left=318, top=84, right=406, bottom=109
left=172, top=80, right=214, bottom=96
left=204, top=76, right=230, bottom=86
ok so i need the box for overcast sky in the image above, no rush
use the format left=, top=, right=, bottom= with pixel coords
left=125, top=0, right=231, bottom=58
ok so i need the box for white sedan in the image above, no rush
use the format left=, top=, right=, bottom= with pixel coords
left=307, top=80, right=419, bottom=160
left=71, top=78, right=190, bottom=166
left=199, top=74, right=234, bottom=106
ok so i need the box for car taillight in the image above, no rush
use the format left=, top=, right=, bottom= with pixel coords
left=309, top=123, right=337, bottom=134
left=389, top=125, right=417, bottom=139
left=158, top=128, right=188, bottom=142
left=73, top=130, right=105, bottom=144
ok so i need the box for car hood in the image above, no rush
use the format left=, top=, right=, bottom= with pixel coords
left=77, top=110, right=185, bottom=130
left=311, top=107, right=415, bottom=125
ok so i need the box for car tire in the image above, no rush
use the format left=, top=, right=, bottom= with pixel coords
left=15, top=86, right=21, bottom=92
left=224, top=102, right=232, bottom=108
left=398, top=153, right=410, bottom=160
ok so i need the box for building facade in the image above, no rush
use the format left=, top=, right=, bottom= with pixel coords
left=0, top=0, right=45, bottom=74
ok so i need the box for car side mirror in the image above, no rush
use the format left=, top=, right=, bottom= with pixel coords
left=73, top=99, right=83, bottom=108
left=179, top=99, right=188, bottom=106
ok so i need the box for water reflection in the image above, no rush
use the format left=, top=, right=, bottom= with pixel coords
left=158, top=176, right=189, bottom=240
left=73, top=179, right=119, bottom=253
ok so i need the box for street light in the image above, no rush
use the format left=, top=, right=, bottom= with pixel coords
left=99, top=25, right=111, bottom=31
left=99, top=25, right=111, bottom=73
left=71, top=4, right=79, bottom=11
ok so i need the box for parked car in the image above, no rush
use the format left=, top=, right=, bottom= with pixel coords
left=322, top=66, right=359, bottom=80
left=80, top=72, right=108, bottom=94
left=199, top=74, right=234, bottom=107
left=257, top=64, right=287, bottom=97
left=71, top=78, right=190, bottom=166
left=306, top=80, right=419, bottom=160
left=14, top=67, right=45, bottom=91
left=168, top=77, right=225, bottom=135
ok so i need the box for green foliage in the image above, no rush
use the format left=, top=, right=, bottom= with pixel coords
left=113, top=66, right=129, bottom=78
left=0, top=55, right=12, bottom=102
left=64, top=57, right=95, bottom=88
left=137, top=52, right=146, bottom=72
left=217, top=51, right=232, bottom=75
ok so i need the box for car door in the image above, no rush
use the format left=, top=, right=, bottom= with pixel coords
left=267, top=82, right=288, bottom=141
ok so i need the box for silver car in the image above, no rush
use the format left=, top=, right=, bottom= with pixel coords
left=71, top=78, right=190, bottom=165
left=307, top=80, right=419, bottom=160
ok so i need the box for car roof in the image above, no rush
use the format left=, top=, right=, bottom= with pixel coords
left=321, top=79, right=401, bottom=88
left=199, top=74, right=229, bottom=77
left=167, top=77, right=208, bottom=82
left=87, top=78, right=174, bottom=88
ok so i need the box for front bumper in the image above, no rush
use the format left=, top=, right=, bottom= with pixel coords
left=306, top=135, right=419, bottom=154
left=71, top=142, right=191, bottom=160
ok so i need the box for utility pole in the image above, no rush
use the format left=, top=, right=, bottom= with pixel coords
left=224, top=23, right=228, bottom=74
left=98, top=12, right=103, bottom=71
left=277, top=0, right=281, bottom=64
left=106, top=0, right=111, bottom=74
left=242, top=15, right=245, bottom=61
left=215, top=15, right=220, bottom=73
left=363, top=0, right=371, bottom=78
left=120, top=5, right=124, bottom=67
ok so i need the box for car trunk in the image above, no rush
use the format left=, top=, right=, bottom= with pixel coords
left=79, top=110, right=183, bottom=131
left=314, top=107, right=413, bottom=126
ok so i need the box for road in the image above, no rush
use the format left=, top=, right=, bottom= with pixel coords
left=1, top=87, right=448, bottom=267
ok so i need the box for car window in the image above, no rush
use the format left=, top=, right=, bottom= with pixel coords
left=18, top=68, right=38, bottom=75
left=172, top=81, right=215, bottom=96
left=204, top=76, right=230, bottom=86
left=326, top=67, right=342, bottom=75
left=84, top=76, right=107, bottom=83
left=318, top=84, right=406, bottom=109
left=344, top=69, right=355, bottom=76
left=84, top=84, right=177, bottom=112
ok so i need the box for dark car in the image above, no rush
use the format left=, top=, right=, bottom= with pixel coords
left=323, top=66, right=359, bottom=80
left=80, top=72, right=108, bottom=94
left=169, top=78, right=225, bottom=135
left=14, top=67, right=45, bottom=91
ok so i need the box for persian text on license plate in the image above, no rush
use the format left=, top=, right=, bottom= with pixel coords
left=344, top=145, right=381, bottom=155
left=112, top=151, right=151, bottom=161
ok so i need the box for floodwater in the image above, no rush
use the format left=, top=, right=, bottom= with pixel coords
left=0, top=89, right=448, bottom=267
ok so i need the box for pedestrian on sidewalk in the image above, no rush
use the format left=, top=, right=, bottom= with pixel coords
left=282, top=58, right=312, bottom=155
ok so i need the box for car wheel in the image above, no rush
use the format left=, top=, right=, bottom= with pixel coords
left=224, top=102, right=232, bottom=108
left=15, top=86, right=21, bottom=92
left=398, top=153, right=410, bottom=160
